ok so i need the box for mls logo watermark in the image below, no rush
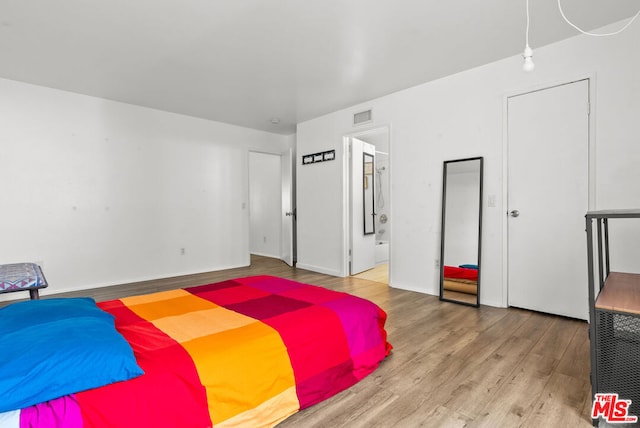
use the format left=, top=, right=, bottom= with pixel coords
left=592, top=393, right=638, bottom=424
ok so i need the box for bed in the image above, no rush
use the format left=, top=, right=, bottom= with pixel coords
left=442, top=265, right=478, bottom=295
left=0, top=275, right=391, bottom=427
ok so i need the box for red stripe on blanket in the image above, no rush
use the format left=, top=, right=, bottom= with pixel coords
left=263, top=305, right=353, bottom=408
left=75, top=300, right=211, bottom=428
left=443, top=265, right=478, bottom=281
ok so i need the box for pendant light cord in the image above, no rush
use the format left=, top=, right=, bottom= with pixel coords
left=522, top=0, right=534, bottom=71
left=525, top=0, right=531, bottom=46
left=558, top=0, right=640, bottom=37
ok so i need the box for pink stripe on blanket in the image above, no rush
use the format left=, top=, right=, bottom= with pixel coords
left=20, top=395, right=82, bottom=428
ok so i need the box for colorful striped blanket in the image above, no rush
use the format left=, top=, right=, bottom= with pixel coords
left=5, top=275, right=391, bottom=427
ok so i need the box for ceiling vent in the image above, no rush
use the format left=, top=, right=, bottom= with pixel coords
left=353, top=109, right=372, bottom=126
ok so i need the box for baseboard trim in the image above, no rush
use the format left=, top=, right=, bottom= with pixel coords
left=296, top=263, right=343, bottom=277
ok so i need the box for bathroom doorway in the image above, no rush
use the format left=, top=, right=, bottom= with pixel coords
left=347, top=126, right=390, bottom=285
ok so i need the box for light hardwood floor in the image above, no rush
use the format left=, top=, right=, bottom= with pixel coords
left=353, top=263, right=389, bottom=285
left=11, top=256, right=593, bottom=427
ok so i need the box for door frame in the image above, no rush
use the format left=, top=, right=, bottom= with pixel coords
left=341, top=125, right=391, bottom=278
left=247, top=147, right=296, bottom=265
left=501, top=74, right=596, bottom=307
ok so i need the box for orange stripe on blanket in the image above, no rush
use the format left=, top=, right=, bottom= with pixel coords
left=152, top=307, right=255, bottom=343
left=218, top=386, right=299, bottom=428
left=121, top=290, right=299, bottom=425
left=123, top=289, right=219, bottom=320
left=183, top=320, right=298, bottom=424
left=119, top=288, right=189, bottom=305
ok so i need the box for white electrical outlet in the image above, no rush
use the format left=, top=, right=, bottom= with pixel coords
left=434, top=259, right=440, bottom=268
left=180, top=248, right=185, bottom=255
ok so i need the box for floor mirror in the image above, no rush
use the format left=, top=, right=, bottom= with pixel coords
left=439, top=157, right=483, bottom=307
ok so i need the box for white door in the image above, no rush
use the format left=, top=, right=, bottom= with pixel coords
left=350, top=138, right=376, bottom=274
left=281, top=148, right=295, bottom=266
left=249, top=152, right=282, bottom=258
left=507, top=79, right=590, bottom=320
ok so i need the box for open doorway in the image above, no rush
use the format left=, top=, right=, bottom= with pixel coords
left=346, top=126, right=390, bottom=285
left=248, top=149, right=295, bottom=266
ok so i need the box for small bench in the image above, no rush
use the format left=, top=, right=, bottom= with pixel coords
left=0, top=263, right=48, bottom=300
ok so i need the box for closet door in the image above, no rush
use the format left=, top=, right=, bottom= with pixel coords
left=507, top=79, right=590, bottom=319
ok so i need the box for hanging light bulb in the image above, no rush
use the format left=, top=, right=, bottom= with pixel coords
left=523, top=44, right=535, bottom=72
left=522, top=0, right=535, bottom=72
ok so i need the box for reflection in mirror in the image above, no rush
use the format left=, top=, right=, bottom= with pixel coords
left=439, top=157, right=483, bottom=307
left=363, top=152, right=375, bottom=235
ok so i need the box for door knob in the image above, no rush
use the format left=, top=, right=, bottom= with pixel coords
left=510, top=210, right=520, bottom=217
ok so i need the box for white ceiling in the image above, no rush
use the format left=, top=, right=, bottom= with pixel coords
left=1, top=0, right=638, bottom=134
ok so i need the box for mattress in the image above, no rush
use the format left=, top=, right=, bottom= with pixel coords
left=0, top=275, right=391, bottom=427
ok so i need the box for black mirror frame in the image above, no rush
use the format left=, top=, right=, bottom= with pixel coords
left=363, top=152, right=375, bottom=236
left=439, top=156, right=483, bottom=307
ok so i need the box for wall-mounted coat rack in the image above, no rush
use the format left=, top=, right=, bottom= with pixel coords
left=302, top=150, right=335, bottom=165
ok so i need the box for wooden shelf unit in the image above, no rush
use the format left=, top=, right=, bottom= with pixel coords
left=586, top=209, right=640, bottom=427
left=595, top=272, right=640, bottom=315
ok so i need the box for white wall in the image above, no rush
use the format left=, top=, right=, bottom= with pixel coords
left=294, top=131, right=347, bottom=276
left=0, top=78, right=291, bottom=299
left=296, top=20, right=640, bottom=307
left=249, top=151, right=282, bottom=258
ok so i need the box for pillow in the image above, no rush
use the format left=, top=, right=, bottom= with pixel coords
left=458, top=264, right=478, bottom=270
left=0, top=297, right=143, bottom=412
